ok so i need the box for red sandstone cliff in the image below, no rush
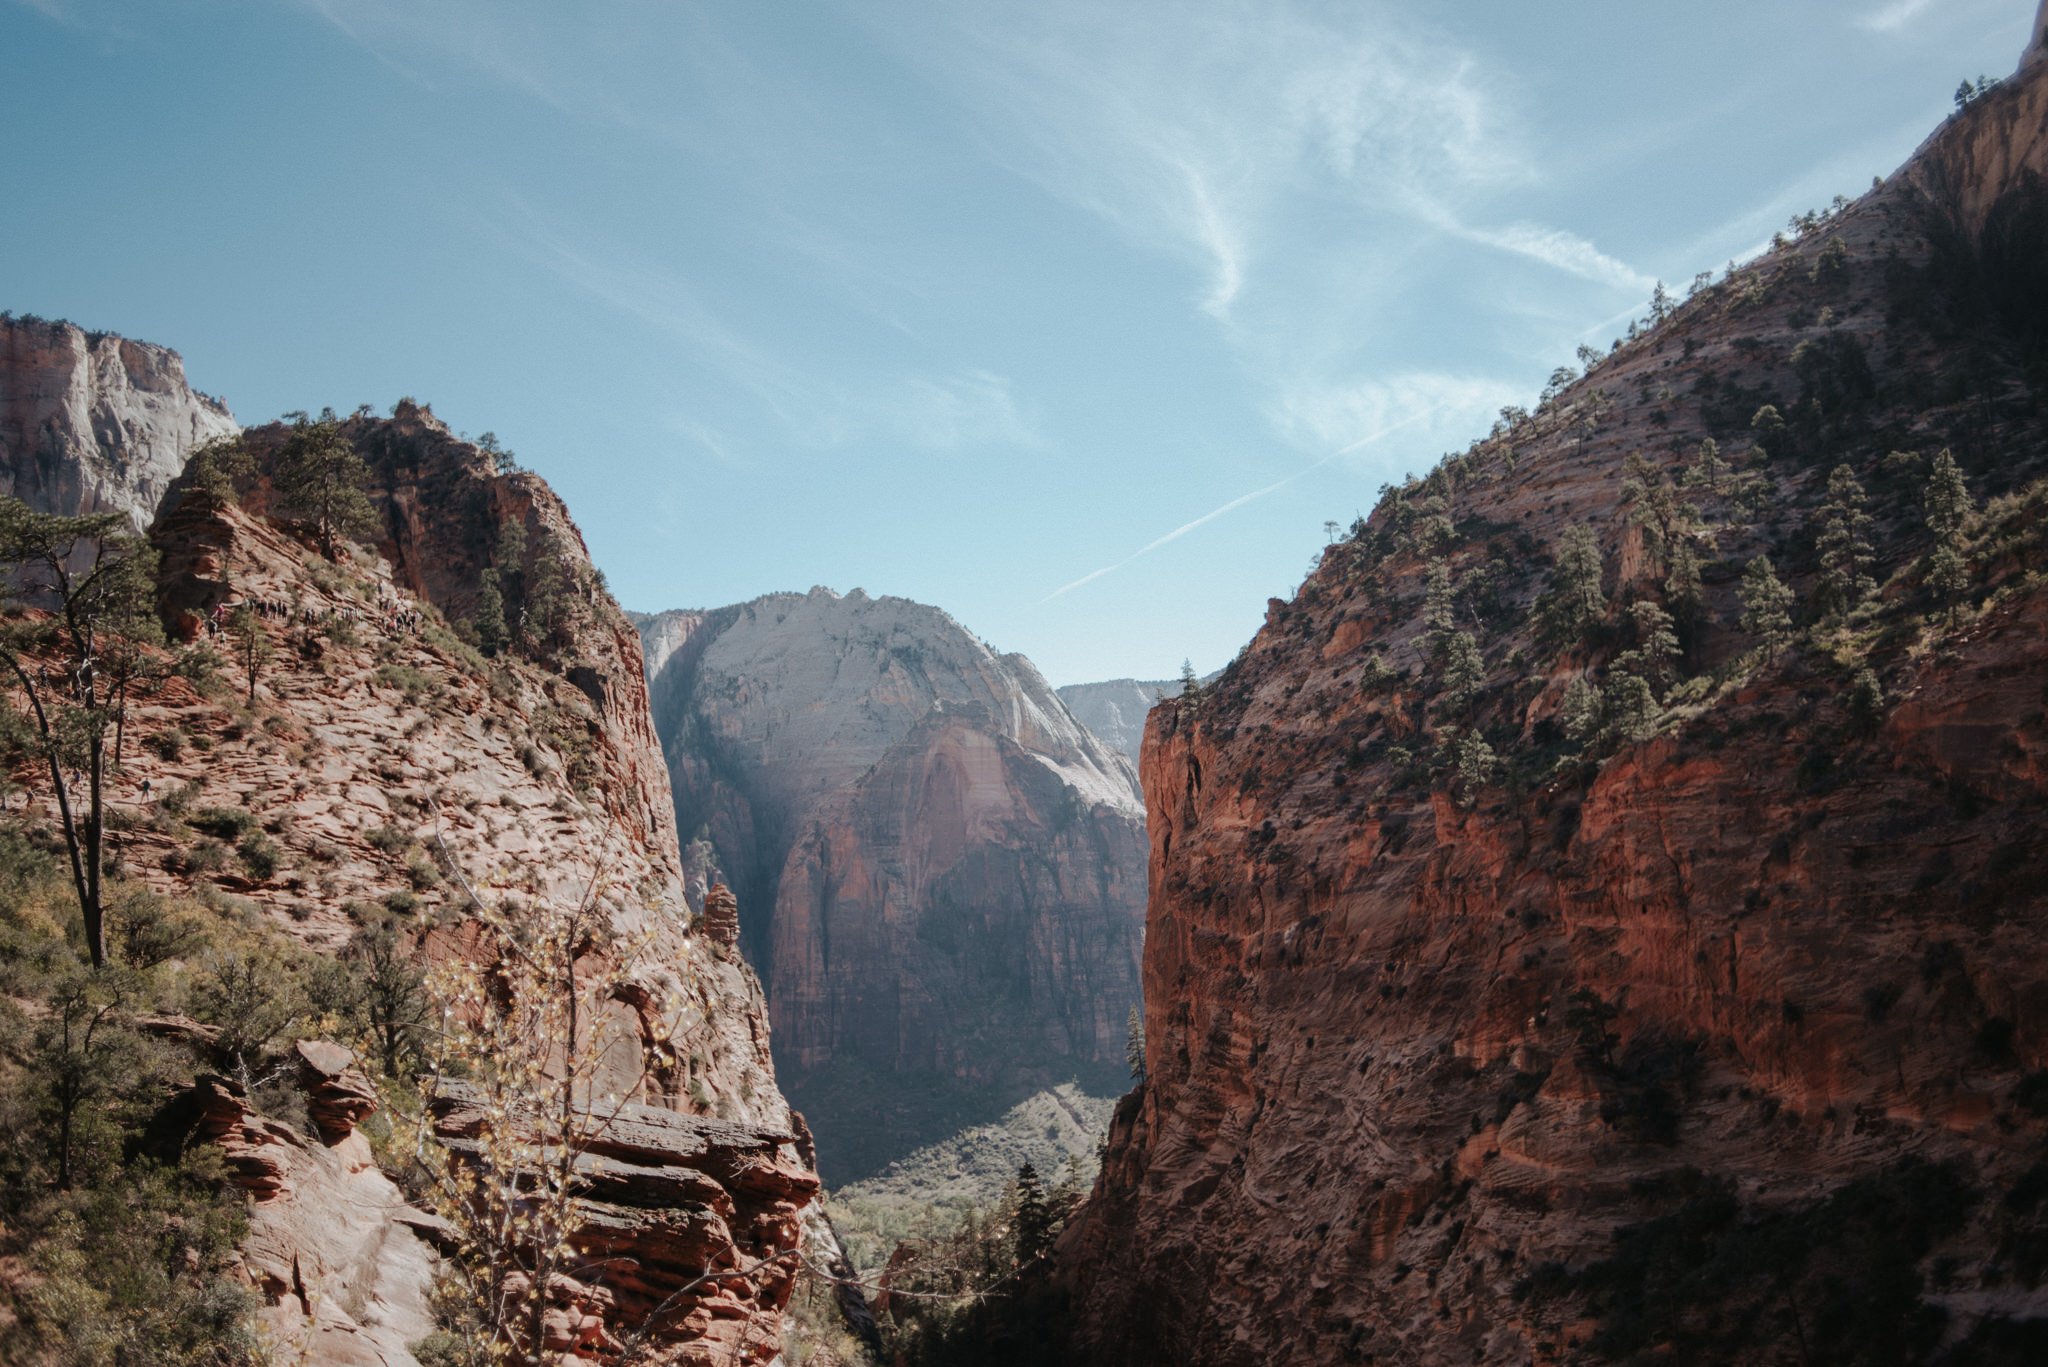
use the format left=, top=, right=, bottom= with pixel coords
left=639, top=590, right=1148, bottom=1180
left=1064, top=40, right=2048, bottom=1367
left=0, top=393, right=816, bottom=1364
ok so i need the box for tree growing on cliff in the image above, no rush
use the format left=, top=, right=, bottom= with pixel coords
left=1813, top=464, right=1876, bottom=619
left=1540, top=525, right=1606, bottom=646
left=474, top=568, right=510, bottom=657
left=225, top=603, right=273, bottom=709
left=1012, top=1164, right=1054, bottom=1269
left=1125, top=1006, right=1146, bottom=1083
left=275, top=411, right=379, bottom=557
left=1450, top=730, right=1497, bottom=808
left=1923, top=449, right=1973, bottom=606
left=1558, top=676, right=1603, bottom=745
left=1612, top=601, right=1681, bottom=696
left=186, top=434, right=257, bottom=507
left=0, top=499, right=163, bottom=968
left=1436, top=630, right=1485, bottom=708
left=1738, top=556, right=1795, bottom=650
left=1682, top=438, right=1731, bottom=497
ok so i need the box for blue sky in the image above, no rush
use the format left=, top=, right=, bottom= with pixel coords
left=2, top=0, right=2031, bottom=684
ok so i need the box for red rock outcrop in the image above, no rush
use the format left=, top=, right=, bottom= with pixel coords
left=0, top=314, right=238, bottom=526
left=152, top=1063, right=444, bottom=1367
left=1064, top=39, right=2048, bottom=1367
left=429, top=1080, right=821, bottom=1365
left=0, top=386, right=820, bottom=1362
left=639, top=591, right=1148, bottom=1180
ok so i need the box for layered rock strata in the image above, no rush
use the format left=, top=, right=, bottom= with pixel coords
left=639, top=591, right=1148, bottom=1179
left=429, top=1080, right=821, bottom=1363
left=1065, top=40, right=2048, bottom=1367
left=0, top=314, right=237, bottom=526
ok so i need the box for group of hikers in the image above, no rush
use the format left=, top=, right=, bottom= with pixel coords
left=208, top=590, right=424, bottom=638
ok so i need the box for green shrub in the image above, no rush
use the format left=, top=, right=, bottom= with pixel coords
left=365, top=823, right=409, bottom=855
left=405, top=851, right=441, bottom=890
left=237, top=831, right=282, bottom=880
left=189, top=806, right=257, bottom=840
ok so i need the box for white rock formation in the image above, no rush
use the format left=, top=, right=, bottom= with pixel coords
left=1054, top=676, right=1184, bottom=768
left=643, top=586, right=1142, bottom=818
left=0, top=314, right=238, bottom=528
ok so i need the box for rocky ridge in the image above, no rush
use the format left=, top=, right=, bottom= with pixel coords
left=0, top=389, right=819, bottom=1363
left=1064, top=35, right=2048, bottom=1367
left=638, top=589, right=1147, bottom=1180
left=0, top=313, right=238, bottom=526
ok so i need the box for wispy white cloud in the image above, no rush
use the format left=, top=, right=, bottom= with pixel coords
left=1459, top=222, right=1654, bottom=291
left=849, top=0, right=1643, bottom=472
left=1858, top=0, right=1936, bottom=34
left=1270, top=371, right=1525, bottom=470
left=530, top=226, right=1037, bottom=455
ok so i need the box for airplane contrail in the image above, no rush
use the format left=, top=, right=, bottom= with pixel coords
left=1040, top=406, right=1438, bottom=602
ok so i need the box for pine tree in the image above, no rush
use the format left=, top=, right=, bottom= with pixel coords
left=1751, top=404, right=1789, bottom=461
left=1923, top=449, right=1973, bottom=606
left=274, top=412, right=379, bottom=557
left=1813, top=464, right=1877, bottom=619
left=1013, top=1163, right=1053, bottom=1267
left=474, top=568, right=509, bottom=657
left=225, top=602, right=274, bottom=708
left=1613, top=600, right=1680, bottom=694
left=1607, top=672, right=1659, bottom=742
left=1682, top=437, right=1730, bottom=497
left=1849, top=668, right=1886, bottom=737
left=1558, top=676, right=1603, bottom=743
left=1664, top=539, right=1706, bottom=626
left=1925, top=449, right=1972, bottom=542
left=1423, top=557, right=1456, bottom=639
left=1451, top=731, right=1496, bottom=808
left=1541, top=525, right=1606, bottom=644
left=1125, top=1006, right=1146, bottom=1082
left=0, top=501, right=163, bottom=968
left=522, top=539, right=572, bottom=648
left=1438, top=630, right=1485, bottom=704
left=1739, top=556, right=1795, bottom=648
left=186, top=435, right=256, bottom=506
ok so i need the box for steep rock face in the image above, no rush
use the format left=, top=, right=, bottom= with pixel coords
left=1065, top=45, right=2048, bottom=1367
left=0, top=315, right=237, bottom=526
left=1, top=402, right=813, bottom=1364
left=1056, top=677, right=1183, bottom=767
left=639, top=590, right=1147, bottom=1179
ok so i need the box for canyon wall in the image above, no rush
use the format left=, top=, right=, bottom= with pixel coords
left=639, top=591, right=1149, bottom=1180
left=0, top=313, right=238, bottom=526
left=1064, top=48, right=2048, bottom=1367
left=1056, top=676, right=1183, bottom=767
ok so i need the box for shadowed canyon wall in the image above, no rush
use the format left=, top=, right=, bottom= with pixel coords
left=1063, top=40, right=2048, bottom=1367
left=639, top=591, right=1148, bottom=1180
